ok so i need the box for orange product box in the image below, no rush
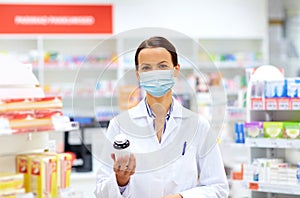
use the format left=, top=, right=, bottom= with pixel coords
left=265, top=98, right=278, bottom=110
left=34, top=109, right=63, bottom=119
left=0, top=96, right=62, bottom=113
left=0, top=111, right=34, bottom=120
left=9, top=117, right=54, bottom=134
left=291, top=98, right=300, bottom=110
left=277, top=98, right=291, bottom=110
left=0, top=98, right=32, bottom=113
left=33, top=96, right=62, bottom=110
left=251, top=98, right=264, bottom=110
left=57, top=153, right=72, bottom=189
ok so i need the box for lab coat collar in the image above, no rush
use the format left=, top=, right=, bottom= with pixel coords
left=129, top=96, right=188, bottom=119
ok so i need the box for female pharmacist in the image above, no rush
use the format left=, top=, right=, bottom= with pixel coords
left=94, top=36, right=229, bottom=198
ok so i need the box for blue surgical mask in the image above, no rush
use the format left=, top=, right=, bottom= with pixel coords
left=139, top=70, right=175, bottom=97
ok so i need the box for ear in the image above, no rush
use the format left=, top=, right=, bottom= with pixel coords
left=136, top=70, right=140, bottom=81
left=174, top=64, right=180, bottom=77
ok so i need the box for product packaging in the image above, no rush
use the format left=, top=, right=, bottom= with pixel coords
left=0, top=188, right=26, bottom=197
left=263, top=122, right=284, bottom=138
left=30, top=154, right=57, bottom=198
left=291, top=98, right=300, bottom=110
left=251, top=98, right=264, bottom=110
left=265, top=98, right=278, bottom=110
left=0, top=172, right=24, bottom=191
left=16, top=153, right=57, bottom=198
left=264, top=80, right=286, bottom=98
left=57, top=153, right=72, bottom=189
left=277, top=98, right=291, bottom=110
left=244, top=122, right=264, bottom=138
left=113, top=134, right=131, bottom=159
left=16, top=154, right=36, bottom=193
left=283, top=122, right=300, bottom=139
left=286, top=78, right=300, bottom=98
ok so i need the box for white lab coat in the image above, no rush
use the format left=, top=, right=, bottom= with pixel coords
left=94, top=98, right=229, bottom=198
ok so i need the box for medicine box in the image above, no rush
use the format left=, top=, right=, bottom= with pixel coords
left=263, top=122, right=284, bottom=138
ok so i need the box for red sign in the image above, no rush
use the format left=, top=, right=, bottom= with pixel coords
left=0, top=4, right=113, bottom=34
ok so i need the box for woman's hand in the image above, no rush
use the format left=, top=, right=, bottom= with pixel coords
left=162, top=194, right=183, bottom=198
left=111, top=153, right=136, bottom=186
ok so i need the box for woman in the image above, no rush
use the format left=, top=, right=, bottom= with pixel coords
left=95, top=36, right=229, bottom=198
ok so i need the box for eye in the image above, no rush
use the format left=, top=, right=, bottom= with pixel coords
left=139, top=65, right=152, bottom=71
left=159, top=64, right=170, bottom=69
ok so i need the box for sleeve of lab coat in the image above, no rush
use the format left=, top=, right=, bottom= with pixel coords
left=94, top=118, right=131, bottom=198
left=180, top=119, right=229, bottom=198
left=94, top=164, right=123, bottom=198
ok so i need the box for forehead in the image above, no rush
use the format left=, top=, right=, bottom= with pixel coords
left=138, top=47, right=172, bottom=64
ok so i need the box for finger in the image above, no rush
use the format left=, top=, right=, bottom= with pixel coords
left=127, top=154, right=136, bottom=171
left=123, top=154, right=136, bottom=175
left=113, top=159, right=120, bottom=173
left=113, top=156, right=124, bottom=172
left=111, top=153, right=116, bottom=161
left=119, top=155, right=130, bottom=171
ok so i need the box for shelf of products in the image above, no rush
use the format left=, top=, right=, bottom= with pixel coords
left=0, top=36, right=267, bottom=119
left=238, top=66, right=300, bottom=197
left=0, top=56, right=79, bottom=198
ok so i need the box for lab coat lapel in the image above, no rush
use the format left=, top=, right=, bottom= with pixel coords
left=161, top=99, right=182, bottom=142
left=162, top=116, right=177, bottom=142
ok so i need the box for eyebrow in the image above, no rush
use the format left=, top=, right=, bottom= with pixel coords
left=140, top=61, right=169, bottom=66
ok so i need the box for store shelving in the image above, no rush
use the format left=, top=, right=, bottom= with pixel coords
left=0, top=57, right=79, bottom=198
left=240, top=66, right=300, bottom=198
left=245, top=138, right=300, bottom=149
left=0, top=35, right=267, bottom=118
left=241, top=181, right=300, bottom=195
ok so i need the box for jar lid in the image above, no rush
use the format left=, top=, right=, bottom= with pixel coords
left=113, top=134, right=130, bottom=150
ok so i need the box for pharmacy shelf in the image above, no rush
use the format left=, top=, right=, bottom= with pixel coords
left=241, top=181, right=300, bottom=195
left=0, top=121, right=79, bottom=158
left=244, top=138, right=300, bottom=149
left=199, top=61, right=263, bottom=69
left=0, top=119, right=79, bottom=137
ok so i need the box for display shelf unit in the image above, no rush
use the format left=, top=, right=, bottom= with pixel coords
left=0, top=35, right=267, bottom=120
left=243, top=66, right=300, bottom=198
left=0, top=56, right=79, bottom=185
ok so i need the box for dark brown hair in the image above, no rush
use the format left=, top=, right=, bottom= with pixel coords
left=134, top=36, right=178, bottom=70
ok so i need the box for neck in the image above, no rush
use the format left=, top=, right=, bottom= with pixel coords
left=146, top=90, right=172, bottom=116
